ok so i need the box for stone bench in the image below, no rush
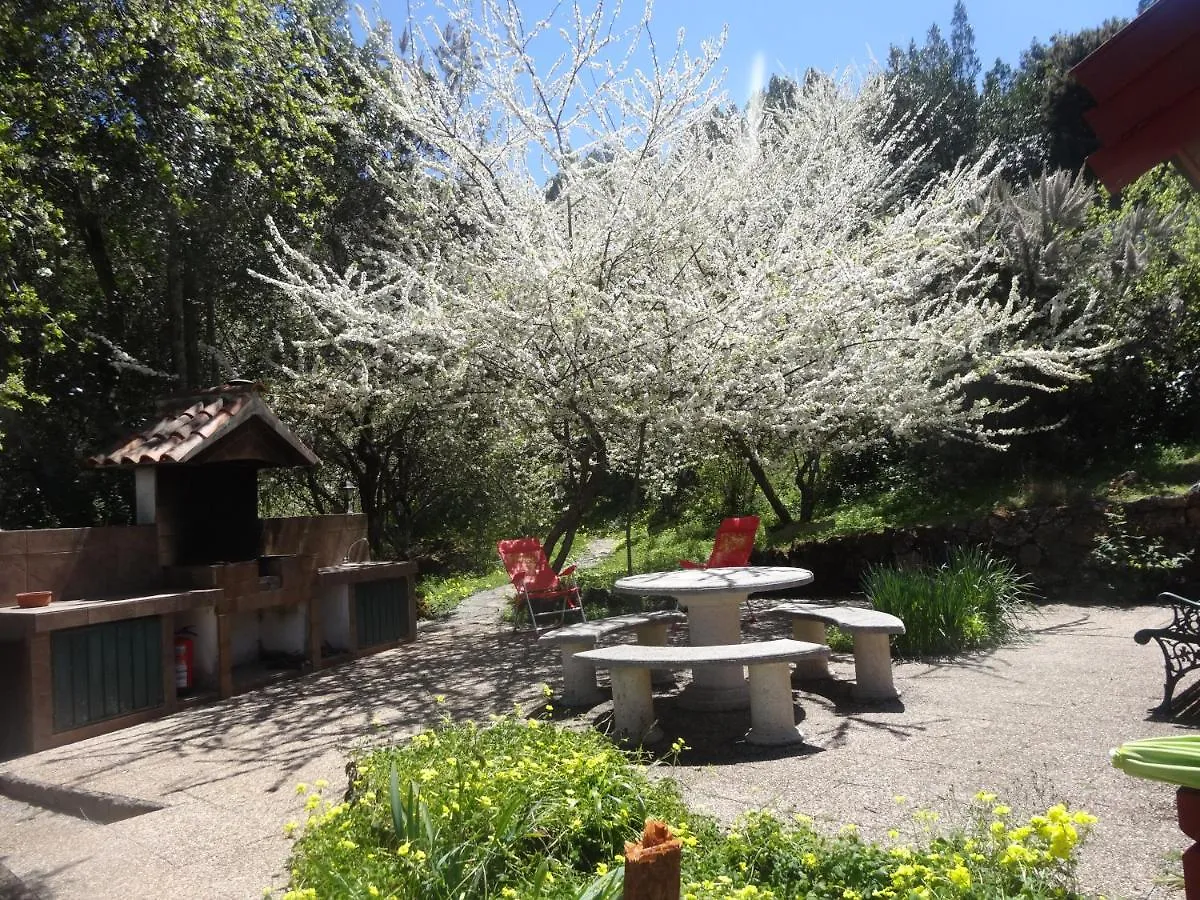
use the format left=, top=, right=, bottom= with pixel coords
left=768, top=602, right=905, bottom=700
left=538, top=611, right=686, bottom=707
left=575, top=638, right=829, bottom=746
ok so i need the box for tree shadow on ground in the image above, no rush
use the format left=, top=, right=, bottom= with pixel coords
left=3, top=624, right=562, bottom=802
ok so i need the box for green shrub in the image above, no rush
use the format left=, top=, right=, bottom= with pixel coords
left=280, top=720, right=1095, bottom=900
left=683, top=794, right=1095, bottom=899
left=284, top=714, right=697, bottom=899
left=864, top=546, right=1032, bottom=657
left=1087, top=505, right=1192, bottom=593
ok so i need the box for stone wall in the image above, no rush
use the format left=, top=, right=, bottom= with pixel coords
left=754, top=493, right=1200, bottom=599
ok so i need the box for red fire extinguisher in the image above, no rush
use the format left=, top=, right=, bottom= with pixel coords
left=175, top=629, right=195, bottom=691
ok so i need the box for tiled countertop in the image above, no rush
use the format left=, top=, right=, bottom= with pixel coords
left=315, top=560, right=417, bottom=586
left=0, top=589, right=222, bottom=637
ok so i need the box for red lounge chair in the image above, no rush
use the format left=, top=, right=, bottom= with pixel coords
left=680, top=516, right=760, bottom=569
left=497, top=538, right=587, bottom=631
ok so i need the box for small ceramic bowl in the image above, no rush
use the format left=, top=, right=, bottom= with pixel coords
left=15, top=590, right=53, bottom=609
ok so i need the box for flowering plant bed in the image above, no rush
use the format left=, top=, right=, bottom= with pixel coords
left=278, top=716, right=1096, bottom=899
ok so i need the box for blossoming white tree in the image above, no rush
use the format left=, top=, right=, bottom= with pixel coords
left=265, top=0, right=1146, bottom=563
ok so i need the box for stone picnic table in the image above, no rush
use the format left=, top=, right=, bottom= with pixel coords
left=612, top=565, right=815, bottom=710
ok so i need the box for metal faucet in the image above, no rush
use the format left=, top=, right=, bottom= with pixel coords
left=342, top=537, right=370, bottom=564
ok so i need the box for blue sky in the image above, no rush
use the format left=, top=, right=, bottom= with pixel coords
left=376, top=0, right=1136, bottom=103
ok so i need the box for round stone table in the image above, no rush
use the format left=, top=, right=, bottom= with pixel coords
left=613, top=566, right=815, bottom=710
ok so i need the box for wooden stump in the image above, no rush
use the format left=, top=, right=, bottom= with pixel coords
left=624, top=819, right=682, bottom=900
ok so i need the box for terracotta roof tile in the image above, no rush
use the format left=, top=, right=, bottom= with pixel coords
left=86, top=381, right=319, bottom=469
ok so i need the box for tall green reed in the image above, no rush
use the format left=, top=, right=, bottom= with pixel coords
left=864, top=545, right=1032, bottom=657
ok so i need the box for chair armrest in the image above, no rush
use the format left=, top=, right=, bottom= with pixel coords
left=559, top=564, right=577, bottom=578
left=679, top=559, right=701, bottom=569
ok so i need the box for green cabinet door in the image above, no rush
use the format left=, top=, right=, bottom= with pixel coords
left=51, top=618, right=163, bottom=733
left=354, top=579, right=411, bottom=649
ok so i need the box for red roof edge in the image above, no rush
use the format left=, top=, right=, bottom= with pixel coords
left=1073, top=0, right=1200, bottom=104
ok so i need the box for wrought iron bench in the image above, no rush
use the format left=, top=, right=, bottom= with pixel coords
left=1135, top=592, right=1200, bottom=713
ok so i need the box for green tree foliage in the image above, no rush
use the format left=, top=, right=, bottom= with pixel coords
left=0, top=0, right=399, bottom=526
left=879, top=1, right=981, bottom=187
left=978, top=19, right=1127, bottom=182
left=1086, top=166, right=1200, bottom=444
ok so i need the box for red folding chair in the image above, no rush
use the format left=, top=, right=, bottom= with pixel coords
left=679, top=516, right=760, bottom=569
left=497, top=538, right=587, bottom=632
left=679, top=516, right=762, bottom=621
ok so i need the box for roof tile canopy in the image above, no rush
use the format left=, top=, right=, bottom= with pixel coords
left=1072, top=0, right=1200, bottom=192
left=87, top=381, right=319, bottom=469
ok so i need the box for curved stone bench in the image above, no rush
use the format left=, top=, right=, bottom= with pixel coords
left=538, top=610, right=686, bottom=707
left=768, top=603, right=904, bottom=700
left=576, top=638, right=829, bottom=747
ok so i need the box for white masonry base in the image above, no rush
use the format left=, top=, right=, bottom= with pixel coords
left=774, top=603, right=905, bottom=701
left=576, top=639, right=829, bottom=747
left=539, top=612, right=685, bottom=707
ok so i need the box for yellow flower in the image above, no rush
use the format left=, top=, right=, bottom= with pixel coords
left=314, top=779, right=329, bottom=790
left=367, top=888, right=379, bottom=898
left=337, top=838, right=357, bottom=851
left=414, top=850, right=426, bottom=861
left=1072, top=810, right=1098, bottom=826
left=501, top=889, right=518, bottom=898
left=282, top=820, right=299, bottom=837
left=887, top=829, right=900, bottom=840
left=305, top=794, right=321, bottom=811
left=595, top=862, right=609, bottom=876
left=434, top=694, right=446, bottom=704
left=294, top=783, right=309, bottom=796
left=992, top=805, right=1011, bottom=818
left=989, top=821, right=1006, bottom=836
left=398, top=841, right=411, bottom=856
left=527, top=718, right=541, bottom=729
left=1049, top=822, right=1078, bottom=859
left=974, top=791, right=997, bottom=804
left=946, top=865, right=971, bottom=889
left=893, top=795, right=908, bottom=805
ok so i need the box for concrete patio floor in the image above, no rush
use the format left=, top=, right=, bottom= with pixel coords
left=0, top=588, right=1191, bottom=899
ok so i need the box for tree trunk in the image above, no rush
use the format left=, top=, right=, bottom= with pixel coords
left=74, top=200, right=122, bottom=314
left=734, top=435, right=793, bottom=526
left=794, top=450, right=821, bottom=524
left=625, top=421, right=647, bottom=575
left=166, top=215, right=188, bottom=387
left=205, top=285, right=218, bottom=385
left=182, top=252, right=201, bottom=387
left=544, top=408, right=609, bottom=571
left=543, top=466, right=602, bottom=572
